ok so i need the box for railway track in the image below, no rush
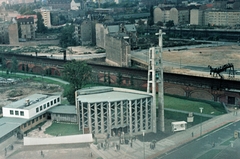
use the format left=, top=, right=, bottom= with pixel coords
left=1, top=52, right=240, bottom=90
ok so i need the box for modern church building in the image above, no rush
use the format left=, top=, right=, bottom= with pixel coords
left=75, top=86, right=155, bottom=137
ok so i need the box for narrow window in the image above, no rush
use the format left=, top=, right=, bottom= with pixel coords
left=20, top=111, right=24, bottom=116
left=15, top=111, right=19, bottom=115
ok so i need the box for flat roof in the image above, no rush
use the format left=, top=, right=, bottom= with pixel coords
left=47, top=105, right=76, bottom=114
left=0, top=117, right=27, bottom=139
left=77, top=87, right=151, bottom=103
left=4, top=94, right=60, bottom=110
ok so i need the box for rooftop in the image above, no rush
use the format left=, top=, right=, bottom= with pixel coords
left=76, top=86, right=151, bottom=103
left=0, top=117, right=27, bottom=139
left=4, top=94, right=59, bottom=110
left=48, top=105, right=76, bottom=114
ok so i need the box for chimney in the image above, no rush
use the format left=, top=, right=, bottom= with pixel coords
left=25, top=99, right=30, bottom=106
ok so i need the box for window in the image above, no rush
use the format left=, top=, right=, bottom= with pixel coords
left=32, top=119, right=35, bottom=123
left=43, top=114, right=45, bottom=118
left=228, top=96, right=235, bottom=105
left=40, top=106, right=43, bottom=111
left=57, top=98, right=60, bottom=102
left=51, top=101, right=53, bottom=105
left=10, top=110, right=14, bottom=115
left=24, top=123, right=27, bottom=128
left=28, top=121, right=31, bottom=126
left=36, top=107, right=39, bottom=113
left=20, top=111, right=24, bottom=116
left=15, top=111, right=19, bottom=115
left=36, top=117, right=38, bottom=122
left=40, top=115, right=42, bottom=120
left=44, top=104, right=46, bottom=109
left=47, top=102, right=50, bottom=107
left=54, top=99, right=56, bottom=104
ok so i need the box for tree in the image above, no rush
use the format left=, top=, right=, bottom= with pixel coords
left=11, top=56, right=18, bottom=74
left=26, top=64, right=29, bottom=72
left=36, top=12, right=47, bottom=33
left=150, top=5, right=154, bottom=19
left=147, top=17, right=154, bottom=27
left=130, top=75, right=134, bottom=87
left=156, top=21, right=163, bottom=27
left=59, top=24, right=76, bottom=48
left=17, top=22, right=22, bottom=39
left=0, top=54, right=6, bottom=75
left=22, top=64, right=25, bottom=72
left=108, top=71, right=111, bottom=85
left=166, top=20, right=174, bottom=30
left=138, top=19, right=145, bottom=26
left=117, top=72, right=122, bottom=86
left=62, top=60, right=92, bottom=104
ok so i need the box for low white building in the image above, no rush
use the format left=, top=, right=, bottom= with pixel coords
left=3, top=94, right=61, bottom=119
left=0, top=93, right=61, bottom=143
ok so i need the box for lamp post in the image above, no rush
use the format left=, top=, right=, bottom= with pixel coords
left=199, top=107, right=203, bottom=136
left=142, top=130, right=145, bottom=159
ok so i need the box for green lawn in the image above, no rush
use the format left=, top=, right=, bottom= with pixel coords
left=0, top=73, right=66, bottom=87
left=45, top=122, right=82, bottom=136
left=164, top=95, right=226, bottom=115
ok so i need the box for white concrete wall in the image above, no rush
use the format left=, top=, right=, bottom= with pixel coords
left=24, top=134, right=93, bottom=146
left=2, top=107, right=29, bottom=119
left=28, top=96, right=61, bottom=119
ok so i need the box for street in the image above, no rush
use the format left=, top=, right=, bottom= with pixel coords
left=158, top=120, right=240, bottom=159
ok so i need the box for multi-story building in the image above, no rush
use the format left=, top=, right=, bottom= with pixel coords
left=8, top=20, right=19, bottom=45
left=74, top=19, right=95, bottom=46
left=96, top=23, right=136, bottom=67
left=190, top=9, right=203, bottom=26
left=154, top=7, right=189, bottom=25
left=0, top=21, right=9, bottom=44
left=47, top=0, right=71, bottom=10
left=16, top=15, right=37, bottom=40
left=204, top=10, right=240, bottom=27
left=96, top=23, right=137, bottom=49
left=105, top=34, right=131, bottom=67
left=40, top=7, right=52, bottom=28
left=70, top=0, right=80, bottom=10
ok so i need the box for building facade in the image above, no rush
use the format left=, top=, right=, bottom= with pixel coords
left=204, top=10, right=240, bottom=26
left=96, top=23, right=137, bottom=49
left=75, top=87, right=154, bottom=136
left=16, top=15, right=36, bottom=40
left=47, top=0, right=71, bottom=10
left=74, top=19, right=95, bottom=46
left=0, top=22, right=9, bottom=44
left=3, top=94, right=61, bottom=119
left=190, top=9, right=203, bottom=25
left=154, top=7, right=189, bottom=25
left=40, top=7, right=52, bottom=28
left=105, top=35, right=131, bottom=67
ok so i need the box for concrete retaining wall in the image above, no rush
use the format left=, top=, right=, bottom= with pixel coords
left=24, top=134, right=93, bottom=146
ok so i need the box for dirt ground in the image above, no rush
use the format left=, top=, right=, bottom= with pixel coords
left=162, top=45, right=240, bottom=70
left=0, top=80, right=63, bottom=109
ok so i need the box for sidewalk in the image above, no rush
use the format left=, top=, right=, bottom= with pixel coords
left=1, top=110, right=239, bottom=159
left=90, top=110, right=240, bottom=159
